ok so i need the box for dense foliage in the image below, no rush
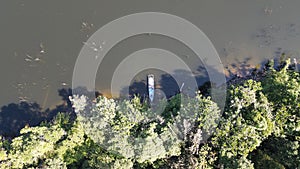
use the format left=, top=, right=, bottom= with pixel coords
left=0, top=59, right=299, bottom=168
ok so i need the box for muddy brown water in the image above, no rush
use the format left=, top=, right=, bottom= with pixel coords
left=1, top=0, right=300, bottom=109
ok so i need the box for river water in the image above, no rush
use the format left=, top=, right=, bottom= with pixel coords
left=1, top=0, right=300, bottom=109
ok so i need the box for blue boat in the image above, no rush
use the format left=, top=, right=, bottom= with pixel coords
left=148, top=74, right=155, bottom=102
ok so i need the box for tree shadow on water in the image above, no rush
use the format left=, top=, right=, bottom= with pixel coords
left=119, top=80, right=148, bottom=102
left=0, top=87, right=102, bottom=138
left=119, top=68, right=211, bottom=102
left=159, top=69, right=210, bottom=98
left=159, top=73, right=180, bottom=98
left=0, top=102, right=45, bottom=138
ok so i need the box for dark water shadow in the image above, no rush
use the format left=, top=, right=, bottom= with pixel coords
left=0, top=102, right=45, bottom=138
left=126, top=80, right=148, bottom=101
left=119, top=66, right=217, bottom=102
left=159, top=73, right=180, bottom=98
left=224, top=57, right=267, bottom=80
left=159, top=69, right=209, bottom=98
left=0, top=87, right=102, bottom=138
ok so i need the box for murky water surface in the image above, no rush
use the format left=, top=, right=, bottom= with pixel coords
left=1, top=0, right=300, bottom=109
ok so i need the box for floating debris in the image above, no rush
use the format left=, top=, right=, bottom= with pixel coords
left=26, top=54, right=33, bottom=59
left=83, top=41, right=102, bottom=52
left=34, top=57, right=41, bottom=62
left=180, top=83, right=185, bottom=92
left=264, top=7, right=273, bottom=15
left=39, top=42, right=46, bottom=54
left=293, top=58, right=299, bottom=72
left=82, top=22, right=88, bottom=27
left=81, top=21, right=94, bottom=32
left=25, top=58, right=32, bottom=62
left=24, top=52, right=44, bottom=65
left=18, top=96, right=28, bottom=102
left=293, top=58, right=297, bottom=64
left=92, top=47, right=98, bottom=52
left=61, top=82, right=68, bottom=86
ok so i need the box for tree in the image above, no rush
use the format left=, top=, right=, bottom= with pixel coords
left=261, top=59, right=300, bottom=138
left=212, top=80, right=273, bottom=168
left=251, top=136, right=300, bottom=168
left=0, top=113, right=86, bottom=169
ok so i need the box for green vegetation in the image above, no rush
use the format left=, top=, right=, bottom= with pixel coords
left=0, top=59, right=299, bottom=168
